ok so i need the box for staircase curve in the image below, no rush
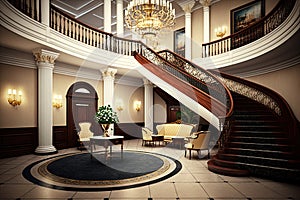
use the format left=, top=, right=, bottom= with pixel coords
left=133, top=47, right=234, bottom=130
left=153, top=49, right=300, bottom=181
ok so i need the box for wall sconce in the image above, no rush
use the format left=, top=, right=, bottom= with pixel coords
left=134, top=101, right=141, bottom=111
left=53, top=95, right=63, bottom=109
left=8, top=89, right=22, bottom=106
left=215, top=26, right=227, bottom=38
left=117, top=105, right=123, bottom=111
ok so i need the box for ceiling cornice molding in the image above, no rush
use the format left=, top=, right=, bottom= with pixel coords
left=229, top=55, right=300, bottom=78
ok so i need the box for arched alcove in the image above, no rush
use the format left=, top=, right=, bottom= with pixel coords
left=66, top=82, right=100, bottom=148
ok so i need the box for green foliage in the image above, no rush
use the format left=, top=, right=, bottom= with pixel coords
left=95, top=105, right=119, bottom=124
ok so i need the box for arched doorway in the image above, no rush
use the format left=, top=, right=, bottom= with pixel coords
left=66, top=82, right=100, bottom=148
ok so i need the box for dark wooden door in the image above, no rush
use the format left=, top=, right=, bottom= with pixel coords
left=66, top=82, right=100, bottom=148
left=168, top=106, right=180, bottom=123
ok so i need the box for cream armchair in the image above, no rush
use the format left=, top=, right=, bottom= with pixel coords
left=77, top=122, right=94, bottom=150
left=184, top=131, right=211, bottom=159
left=142, top=127, right=153, bottom=146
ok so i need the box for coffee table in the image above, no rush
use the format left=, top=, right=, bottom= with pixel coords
left=90, top=135, right=124, bottom=160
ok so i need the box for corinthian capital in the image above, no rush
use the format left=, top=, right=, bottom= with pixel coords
left=32, top=49, right=59, bottom=64
left=179, top=0, right=195, bottom=13
left=199, top=0, right=211, bottom=7
left=101, top=67, right=117, bottom=78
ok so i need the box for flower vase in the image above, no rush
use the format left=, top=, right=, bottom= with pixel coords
left=101, top=124, right=111, bottom=137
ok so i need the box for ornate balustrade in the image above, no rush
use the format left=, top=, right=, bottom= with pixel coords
left=202, top=0, right=296, bottom=57
left=50, top=6, right=145, bottom=56
left=158, top=49, right=233, bottom=117
left=7, top=0, right=41, bottom=22
left=209, top=70, right=299, bottom=141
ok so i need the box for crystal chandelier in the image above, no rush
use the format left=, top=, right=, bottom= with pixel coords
left=125, top=0, right=175, bottom=40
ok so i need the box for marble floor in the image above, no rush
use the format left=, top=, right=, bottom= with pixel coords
left=0, top=139, right=299, bottom=200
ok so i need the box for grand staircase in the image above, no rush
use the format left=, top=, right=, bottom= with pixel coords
left=4, top=0, right=299, bottom=182
left=208, top=92, right=300, bottom=181
left=135, top=48, right=300, bottom=182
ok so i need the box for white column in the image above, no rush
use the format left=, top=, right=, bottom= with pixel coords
left=33, top=49, right=59, bottom=154
left=102, top=68, right=117, bottom=136
left=200, top=0, right=211, bottom=43
left=104, top=0, right=111, bottom=33
left=102, top=68, right=117, bottom=106
left=143, top=79, right=154, bottom=131
left=40, top=0, right=49, bottom=26
left=116, top=0, right=124, bottom=36
left=180, top=1, right=195, bottom=60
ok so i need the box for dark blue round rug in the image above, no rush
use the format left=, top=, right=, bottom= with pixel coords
left=23, top=150, right=182, bottom=191
left=46, top=151, right=164, bottom=180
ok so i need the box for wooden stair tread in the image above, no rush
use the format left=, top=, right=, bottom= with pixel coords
left=212, top=157, right=300, bottom=172
left=207, top=160, right=250, bottom=176
left=226, top=147, right=293, bottom=154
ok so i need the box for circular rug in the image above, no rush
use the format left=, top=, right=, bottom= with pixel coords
left=23, top=150, right=182, bottom=191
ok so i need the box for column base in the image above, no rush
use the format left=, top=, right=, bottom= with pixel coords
left=35, top=145, right=57, bottom=155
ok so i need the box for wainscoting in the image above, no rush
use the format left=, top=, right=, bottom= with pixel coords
left=0, top=123, right=144, bottom=158
left=0, top=127, right=38, bottom=158
left=53, top=126, right=68, bottom=150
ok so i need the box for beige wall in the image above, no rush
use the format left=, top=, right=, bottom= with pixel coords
left=53, top=74, right=103, bottom=126
left=159, top=0, right=280, bottom=55
left=114, top=84, right=144, bottom=123
left=0, top=64, right=37, bottom=128
left=210, top=0, right=279, bottom=41
left=0, top=63, right=145, bottom=128
left=191, top=8, right=203, bottom=59
left=246, top=65, right=300, bottom=121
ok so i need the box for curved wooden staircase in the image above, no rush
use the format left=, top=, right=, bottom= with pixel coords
left=145, top=49, right=300, bottom=182
left=208, top=92, right=300, bottom=181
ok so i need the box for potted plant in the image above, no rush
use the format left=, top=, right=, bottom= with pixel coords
left=95, top=105, right=119, bottom=137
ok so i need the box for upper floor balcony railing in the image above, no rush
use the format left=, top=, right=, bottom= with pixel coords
left=202, top=0, right=296, bottom=57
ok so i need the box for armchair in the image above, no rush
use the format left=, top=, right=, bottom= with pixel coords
left=142, top=127, right=154, bottom=146
left=184, top=131, right=211, bottom=159
left=77, top=122, right=94, bottom=150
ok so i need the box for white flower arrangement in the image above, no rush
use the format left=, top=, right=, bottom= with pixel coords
left=95, top=105, right=119, bottom=124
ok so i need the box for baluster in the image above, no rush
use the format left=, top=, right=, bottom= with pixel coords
left=99, top=33, right=103, bottom=49
left=91, top=30, right=94, bottom=46
left=75, top=23, right=79, bottom=41
left=71, top=21, right=74, bottom=39
left=51, top=9, right=55, bottom=29
left=64, top=17, right=67, bottom=35
left=68, top=20, right=71, bottom=37
left=28, top=0, right=32, bottom=18
left=57, top=13, right=61, bottom=32
left=79, top=25, right=82, bottom=42
left=33, top=0, right=37, bottom=21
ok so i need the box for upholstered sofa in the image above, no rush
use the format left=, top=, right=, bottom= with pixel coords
left=156, top=123, right=195, bottom=142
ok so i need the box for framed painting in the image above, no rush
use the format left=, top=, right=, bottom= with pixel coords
left=174, top=28, right=185, bottom=57
left=231, top=0, right=265, bottom=34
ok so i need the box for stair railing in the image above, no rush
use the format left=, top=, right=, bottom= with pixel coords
left=7, top=0, right=41, bottom=22
left=157, top=50, right=234, bottom=151
left=158, top=49, right=234, bottom=118
left=134, top=47, right=228, bottom=118
left=7, top=0, right=296, bottom=60
left=202, top=0, right=296, bottom=57
left=210, top=70, right=299, bottom=145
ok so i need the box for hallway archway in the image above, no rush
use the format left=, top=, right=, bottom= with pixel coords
left=66, top=82, right=100, bottom=148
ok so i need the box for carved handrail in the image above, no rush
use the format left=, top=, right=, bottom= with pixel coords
left=50, top=5, right=146, bottom=56
left=209, top=70, right=299, bottom=141
left=134, top=50, right=227, bottom=118
left=8, top=0, right=296, bottom=60
left=202, top=0, right=296, bottom=57
left=158, top=49, right=234, bottom=118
